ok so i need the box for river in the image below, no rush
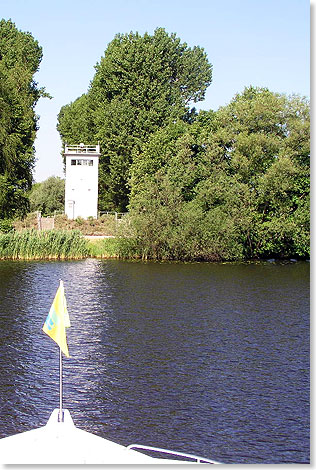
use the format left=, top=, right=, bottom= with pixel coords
left=0, top=258, right=309, bottom=463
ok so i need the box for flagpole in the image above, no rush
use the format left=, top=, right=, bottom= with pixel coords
left=58, top=347, right=64, bottom=422
left=58, top=279, right=64, bottom=423
left=43, top=278, right=70, bottom=423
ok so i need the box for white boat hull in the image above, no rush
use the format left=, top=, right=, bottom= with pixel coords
left=0, top=409, right=220, bottom=464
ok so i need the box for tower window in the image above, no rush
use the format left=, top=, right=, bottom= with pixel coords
left=70, top=159, right=94, bottom=166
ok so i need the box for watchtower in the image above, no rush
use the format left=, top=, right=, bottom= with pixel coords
left=64, top=143, right=100, bottom=219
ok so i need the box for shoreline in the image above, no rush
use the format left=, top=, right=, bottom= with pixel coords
left=0, top=230, right=309, bottom=262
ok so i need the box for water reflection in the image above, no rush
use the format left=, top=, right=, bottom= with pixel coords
left=0, top=259, right=309, bottom=463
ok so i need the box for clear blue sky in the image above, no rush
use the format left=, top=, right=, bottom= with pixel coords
left=0, top=0, right=310, bottom=182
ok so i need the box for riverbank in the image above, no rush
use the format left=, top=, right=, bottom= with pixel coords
left=0, top=230, right=89, bottom=260
left=13, top=213, right=117, bottom=237
left=0, top=230, right=137, bottom=260
left=0, top=229, right=309, bottom=262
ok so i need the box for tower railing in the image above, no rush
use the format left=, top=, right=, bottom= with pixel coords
left=65, top=144, right=100, bottom=154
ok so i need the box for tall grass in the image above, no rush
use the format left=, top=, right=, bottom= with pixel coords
left=0, top=230, right=89, bottom=260
left=87, top=237, right=139, bottom=259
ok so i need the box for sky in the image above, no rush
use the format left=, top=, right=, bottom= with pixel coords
left=0, top=0, right=310, bottom=182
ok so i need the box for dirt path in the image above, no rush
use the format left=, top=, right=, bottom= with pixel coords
left=84, top=235, right=115, bottom=240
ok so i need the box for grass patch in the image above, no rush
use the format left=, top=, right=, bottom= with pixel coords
left=88, top=238, right=121, bottom=258
left=0, top=229, right=139, bottom=261
left=87, top=237, right=139, bottom=259
left=0, top=229, right=89, bottom=260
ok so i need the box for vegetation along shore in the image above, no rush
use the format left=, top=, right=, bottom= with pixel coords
left=0, top=21, right=309, bottom=262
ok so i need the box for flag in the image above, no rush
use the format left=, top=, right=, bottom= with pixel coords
left=43, top=280, right=70, bottom=357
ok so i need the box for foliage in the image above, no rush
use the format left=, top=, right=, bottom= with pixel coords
left=0, top=229, right=89, bottom=260
left=0, top=19, right=47, bottom=219
left=0, top=175, right=30, bottom=218
left=57, top=93, right=96, bottom=168
left=0, top=218, right=14, bottom=233
left=13, top=212, right=118, bottom=236
left=29, top=176, right=65, bottom=215
left=87, top=237, right=138, bottom=259
left=129, top=87, right=310, bottom=261
left=57, top=28, right=212, bottom=211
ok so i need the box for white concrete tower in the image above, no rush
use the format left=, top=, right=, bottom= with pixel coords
left=64, top=143, right=100, bottom=219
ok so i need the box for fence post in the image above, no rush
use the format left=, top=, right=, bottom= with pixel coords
left=37, top=211, right=41, bottom=231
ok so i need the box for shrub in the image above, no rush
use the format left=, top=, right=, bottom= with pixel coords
left=0, top=219, right=15, bottom=233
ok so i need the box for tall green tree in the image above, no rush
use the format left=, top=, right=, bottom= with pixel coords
left=29, top=176, right=65, bottom=215
left=57, top=28, right=212, bottom=210
left=0, top=19, right=46, bottom=218
left=129, top=87, right=310, bottom=260
left=57, top=94, right=96, bottom=152
left=208, top=87, right=310, bottom=258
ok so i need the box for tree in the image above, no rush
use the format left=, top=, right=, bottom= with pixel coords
left=57, top=94, right=96, bottom=153
left=29, top=176, right=65, bottom=215
left=0, top=19, right=46, bottom=219
left=57, top=28, right=212, bottom=210
left=129, top=87, right=310, bottom=260
left=209, top=87, right=310, bottom=258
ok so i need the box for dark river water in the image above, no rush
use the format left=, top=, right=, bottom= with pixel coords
left=0, top=259, right=309, bottom=464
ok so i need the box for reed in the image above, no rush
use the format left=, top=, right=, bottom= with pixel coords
left=0, top=229, right=89, bottom=260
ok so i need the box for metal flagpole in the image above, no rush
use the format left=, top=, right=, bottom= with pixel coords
left=58, top=347, right=64, bottom=422
left=58, top=278, right=64, bottom=423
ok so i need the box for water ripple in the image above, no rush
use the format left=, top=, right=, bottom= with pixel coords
left=0, top=259, right=309, bottom=463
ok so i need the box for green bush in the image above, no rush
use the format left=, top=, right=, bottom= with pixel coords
left=0, top=219, right=15, bottom=233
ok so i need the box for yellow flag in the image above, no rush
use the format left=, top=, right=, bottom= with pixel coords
left=43, top=280, right=70, bottom=357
